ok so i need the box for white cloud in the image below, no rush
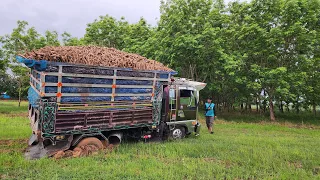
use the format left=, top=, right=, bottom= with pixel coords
left=0, top=0, right=240, bottom=38
left=0, top=0, right=161, bottom=37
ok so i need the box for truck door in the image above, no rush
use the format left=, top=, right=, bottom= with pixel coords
left=177, top=88, right=197, bottom=121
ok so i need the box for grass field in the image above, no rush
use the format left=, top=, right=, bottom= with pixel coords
left=0, top=100, right=319, bottom=179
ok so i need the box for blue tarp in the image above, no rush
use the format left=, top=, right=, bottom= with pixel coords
left=116, top=80, right=153, bottom=85
left=62, top=77, right=113, bottom=84
left=114, top=96, right=152, bottom=101
left=28, top=88, right=40, bottom=107
left=62, top=87, right=112, bottom=93
left=115, top=88, right=152, bottom=94
left=61, top=96, right=112, bottom=103
left=45, top=87, right=152, bottom=94
left=45, top=87, right=57, bottom=93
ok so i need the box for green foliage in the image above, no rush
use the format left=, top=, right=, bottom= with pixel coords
left=1, top=0, right=320, bottom=119
left=83, top=16, right=154, bottom=57
left=0, top=72, right=18, bottom=97
left=61, top=32, right=84, bottom=46
left=0, top=21, right=70, bottom=99
left=84, top=15, right=128, bottom=48
left=10, top=65, right=29, bottom=98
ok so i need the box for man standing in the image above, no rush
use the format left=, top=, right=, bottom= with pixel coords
left=205, top=97, right=216, bottom=134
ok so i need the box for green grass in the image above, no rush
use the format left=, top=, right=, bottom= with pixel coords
left=220, top=111, right=320, bottom=127
left=0, top=100, right=28, bottom=114
left=0, top=101, right=319, bottom=179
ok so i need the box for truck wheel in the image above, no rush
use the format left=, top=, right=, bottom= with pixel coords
left=76, top=137, right=104, bottom=150
left=171, top=127, right=186, bottom=139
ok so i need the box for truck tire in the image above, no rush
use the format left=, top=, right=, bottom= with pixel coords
left=171, top=126, right=186, bottom=139
left=76, top=137, right=104, bottom=150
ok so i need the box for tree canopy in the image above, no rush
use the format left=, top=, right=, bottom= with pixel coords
left=1, top=0, right=320, bottom=119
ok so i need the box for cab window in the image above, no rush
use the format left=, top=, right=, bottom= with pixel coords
left=180, top=90, right=196, bottom=107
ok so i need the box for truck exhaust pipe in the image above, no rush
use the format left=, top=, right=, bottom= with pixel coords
left=108, top=132, right=123, bottom=145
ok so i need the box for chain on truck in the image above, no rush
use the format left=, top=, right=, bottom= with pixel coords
left=18, top=55, right=206, bottom=159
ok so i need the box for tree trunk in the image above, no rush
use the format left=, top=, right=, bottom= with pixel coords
left=269, top=97, right=275, bottom=121
left=295, top=96, right=300, bottom=114
left=278, top=102, right=281, bottom=111
left=280, top=101, right=284, bottom=113
left=227, top=103, right=230, bottom=112
left=295, top=104, right=299, bottom=114
left=256, top=98, right=259, bottom=112
left=18, top=80, right=21, bottom=107
left=286, top=102, right=290, bottom=112
left=263, top=100, right=266, bottom=113
left=313, top=101, right=316, bottom=116
left=216, top=94, right=221, bottom=111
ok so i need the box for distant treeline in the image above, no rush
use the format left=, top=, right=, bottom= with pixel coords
left=1, top=0, right=320, bottom=120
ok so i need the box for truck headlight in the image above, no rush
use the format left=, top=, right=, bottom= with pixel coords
left=56, top=135, right=65, bottom=140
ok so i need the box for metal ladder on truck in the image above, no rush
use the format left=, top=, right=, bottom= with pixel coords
left=170, top=85, right=177, bottom=122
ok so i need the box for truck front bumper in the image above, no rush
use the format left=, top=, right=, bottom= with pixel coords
left=194, top=122, right=201, bottom=134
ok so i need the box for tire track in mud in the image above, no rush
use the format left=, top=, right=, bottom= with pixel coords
left=0, top=139, right=27, bottom=153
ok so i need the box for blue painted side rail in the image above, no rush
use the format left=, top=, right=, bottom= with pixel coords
left=18, top=56, right=175, bottom=106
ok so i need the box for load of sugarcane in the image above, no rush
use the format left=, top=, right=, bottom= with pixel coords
left=20, top=46, right=173, bottom=72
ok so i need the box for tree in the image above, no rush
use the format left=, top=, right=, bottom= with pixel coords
left=0, top=71, right=18, bottom=97
left=84, top=15, right=129, bottom=48
left=226, top=0, right=319, bottom=120
left=10, top=65, right=29, bottom=105
left=156, top=0, right=228, bottom=82
left=0, top=48, right=8, bottom=72
left=2, top=1, right=320, bottom=118
left=122, top=18, right=154, bottom=56
left=0, top=21, right=61, bottom=105
left=62, top=32, right=84, bottom=46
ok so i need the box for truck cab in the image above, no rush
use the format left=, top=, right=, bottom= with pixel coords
left=162, top=78, right=206, bottom=139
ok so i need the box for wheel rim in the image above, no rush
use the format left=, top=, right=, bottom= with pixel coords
left=172, top=128, right=182, bottom=139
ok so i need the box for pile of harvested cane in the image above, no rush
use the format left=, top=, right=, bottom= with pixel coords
left=20, top=46, right=173, bottom=71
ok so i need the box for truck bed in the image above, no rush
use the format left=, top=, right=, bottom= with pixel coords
left=55, top=108, right=153, bottom=133
left=39, top=100, right=154, bottom=134
left=18, top=56, right=176, bottom=135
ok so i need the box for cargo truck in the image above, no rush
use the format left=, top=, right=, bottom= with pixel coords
left=18, top=56, right=206, bottom=159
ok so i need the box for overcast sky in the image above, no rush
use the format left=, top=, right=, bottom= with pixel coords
left=1, top=0, right=235, bottom=38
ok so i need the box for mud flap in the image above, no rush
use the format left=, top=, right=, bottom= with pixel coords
left=28, top=134, right=38, bottom=146
left=25, top=142, right=47, bottom=160
left=25, top=136, right=73, bottom=160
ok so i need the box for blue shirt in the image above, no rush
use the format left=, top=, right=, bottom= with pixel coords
left=205, top=103, right=215, bottom=117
